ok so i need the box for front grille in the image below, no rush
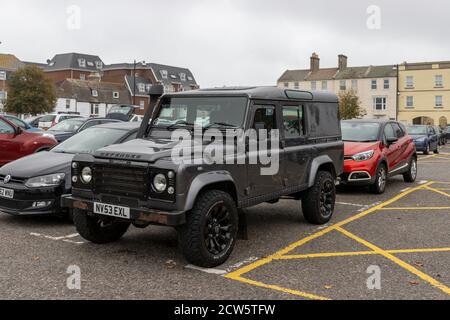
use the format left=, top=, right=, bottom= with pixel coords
left=0, top=175, right=26, bottom=184
left=93, top=163, right=149, bottom=200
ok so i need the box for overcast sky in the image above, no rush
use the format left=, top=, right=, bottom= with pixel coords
left=1, top=0, right=449, bottom=87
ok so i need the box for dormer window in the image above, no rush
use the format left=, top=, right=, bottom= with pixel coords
left=49, top=61, right=55, bottom=67
left=146, top=84, right=152, bottom=91
left=170, top=74, right=177, bottom=79
left=160, top=70, right=168, bottom=79
left=96, top=61, right=103, bottom=69
left=78, top=59, right=86, bottom=68
left=187, top=76, right=193, bottom=81
left=113, top=91, right=120, bottom=99
left=138, top=83, right=146, bottom=93
left=92, top=89, right=98, bottom=97
left=179, top=73, right=186, bottom=81
left=87, top=61, right=94, bottom=67
left=0, top=71, right=6, bottom=81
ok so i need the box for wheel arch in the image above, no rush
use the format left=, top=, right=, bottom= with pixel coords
left=308, top=155, right=336, bottom=187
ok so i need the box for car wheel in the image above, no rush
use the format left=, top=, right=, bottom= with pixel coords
left=301, top=171, right=336, bottom=225
left=73, top=209, right=130, bottom=244
left=369, top=163, right=387, bottom=194
left=403, top=157, right=417, bottom=183
left=423, top=143, right=430, bottom=155
left=178, top=190, right=238, bottom=268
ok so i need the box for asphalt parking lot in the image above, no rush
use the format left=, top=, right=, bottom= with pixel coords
left=1, top=146, right=449, bottom=300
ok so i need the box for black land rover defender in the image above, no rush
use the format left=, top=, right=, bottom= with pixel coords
left=62, top=87, right=344, bottom=267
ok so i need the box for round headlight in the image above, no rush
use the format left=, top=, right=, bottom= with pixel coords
left=72, top=162, right=78, bottom=169
left=80, top=167, right=92, bottom=184
left=153, top=174, right=167, bottom=193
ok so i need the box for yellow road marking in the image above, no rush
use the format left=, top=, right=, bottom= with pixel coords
left=424, top=185, right=450, bottom=199
left=279, top=247, right=450, bottom=260
left=435, top=188, right=450, bottom=191
left=336, top=227, right=450, bottom=296
left=228, top=276, right=330, bottom=300
left=378, top=207, right=450, bottom=210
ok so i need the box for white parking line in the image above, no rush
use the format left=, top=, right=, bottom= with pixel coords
left=336, top=202, right=365, bottom=207
left=185, top=265, right=228, bottom=275
left=30, top=232, right=84, bottom=244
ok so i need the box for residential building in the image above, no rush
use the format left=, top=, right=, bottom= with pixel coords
left=278, top=53, right=398, bottom=120
left=0, top=54, right=25, bottom=111
left=398, top=61, right=450, bottom=127
left=55, top=79, right=130, bottom=118
left=102, top=62, right=199, bottom=114
left=44, top=53, right=104, bottom=83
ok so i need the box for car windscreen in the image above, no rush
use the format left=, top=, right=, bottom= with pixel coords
left=39, top=115, right=56, bottom=122
left=406, top=126, right=427, bottom=135
left=341, top=122, right=381, bottom=142
left=52, top=127, right=127, bottom=154
left=151, top=96, right=248, bottom=131
left=5, top=116, right=28, bottom=129
left=109, top=106, right=133, bottom=115
left=49, top=119, right=86, bottom=132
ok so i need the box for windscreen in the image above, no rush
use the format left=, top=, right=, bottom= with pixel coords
left=405, top=125, right=427, bottom=135
left=341, top=122, right=381, bottom=142
left=50, top=119, right=85, bottom=132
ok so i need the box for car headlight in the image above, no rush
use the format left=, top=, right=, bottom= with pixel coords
left=25, top=173, right=65, bottom=188
left=80, top=167, right=92, bottom=184
left=352, top=150, right=375, bottom=162
left=153, top=173, right=167, bottom=193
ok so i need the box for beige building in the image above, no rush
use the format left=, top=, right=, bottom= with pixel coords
left=398, top=61, right=450, bottom=127
left=278, top=53, right=398, bottom=120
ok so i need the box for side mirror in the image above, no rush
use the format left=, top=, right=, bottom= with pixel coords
left=15, top=126, right=23, bottom=135
left=386, top=137, right=398, bottom=145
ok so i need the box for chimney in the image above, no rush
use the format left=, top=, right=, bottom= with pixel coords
left=310, top=52, right=320, bottom=72
left=338, top=54, right=348, bottom=70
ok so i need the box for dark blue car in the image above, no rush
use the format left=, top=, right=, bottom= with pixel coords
left=405, top=125, right=439, bottom=155
left=46, top=118, right=122, bottom=143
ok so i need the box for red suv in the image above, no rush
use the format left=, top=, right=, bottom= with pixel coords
left=0, top=116, right=58, bottom=167
left=341, top=120, right=417, bottom=194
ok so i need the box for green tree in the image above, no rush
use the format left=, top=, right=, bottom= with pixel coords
left=338, top=89, right=366, bottom=120
left=4, top=65, right=56, bottom=115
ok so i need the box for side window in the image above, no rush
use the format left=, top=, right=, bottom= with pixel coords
left=252, top=107, right=276, bottom=132
left=0, top=119, right=15, bottom=134
left=391, top=123, right=404, bottom=138
left=429, top=127, right=435, bottom=135
left=282, top=105, right=304, bottom=139
left=384, top=123, right=396, bottom=140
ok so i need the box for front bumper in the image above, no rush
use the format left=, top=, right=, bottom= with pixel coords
left=0, top=183, right=65, bottom=216
left=341, top=159, right=377, bottom=186
left=61, top=195, right=186, bottom=226
left=413, top=141, right=427, bottom=151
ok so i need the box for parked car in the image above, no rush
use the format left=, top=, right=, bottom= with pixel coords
left=341, top=120, right=417, bottom=194
left=437, top=126, right=447, bottom=145
left=444, top=126, right=450, bottom=141
left=106, top=104, right=140, bottom=121
left=0, top=122, right=140, bottom=218
left=0, top=115, right=58, bottom=167
left=63, top=87, right=344, bottom=268
left=38, top=113, right=83, bottom=130
left=25, top=115, right=45, bottom=128
left=405, top=125, right=439, bottom=155
left=129, top=114, right=144, bottom=122
left=46, top=117, right=122, bottom=143
left=4, top=115, right=43, bottom=133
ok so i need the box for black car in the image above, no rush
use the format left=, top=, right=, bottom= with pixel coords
left=443, top=126, right=450, bottom=142
left=47, top=118, right=122, bottom=143
left=0, top=122, right=139, bottom=217
left=63, top=86, right=344, bottom=267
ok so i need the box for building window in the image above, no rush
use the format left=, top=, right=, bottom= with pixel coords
left=160, top=70, right=168, bottom=79
left=179, top=73, right=186, bottom=81
left=351, top=80, right=358, bottom=90
left=435, top=96, right=443, bottom=108
left=0, top=91, right=7, bottom=102
left=384, top=79, right=390, bottom=89
left=435, top=75, right=443, bottom=87
left=78, top=59, right=86, bottom=68
left=373, top=96, right=387, bottom=111
left=139, top=100, right=145, bottom=109
left=91, top=89, right=98, bottom=97
left=406, top=96, right=414, bottom=108
left=96, top=61, right=103, bottom=69
left=65, top=99, right=71, bottom=109
left=188, top=76, right=193, bottom=81
left=146, top=84, right=152, bottom=91
left=0, top=71, right=6, bottom=81
left=80, top=74, right=86, bottom=81
left=90, top=104, right=99, bottom=116
left=284, top=82, right=289, bottom=88
left=311, top=81, right=317, bottom=90
left=339, top=80, right=346, bottom=91
left=294, top=82, right=299, bottom=89
left=138, top=83, right=146, bottom=93
left=406, top=76, right=414, bottom=88
left=371, top=79, right=377, bottom=90
left=322, top=81, right=328, bottom=90
left=113, top=92, right=120, bottom=99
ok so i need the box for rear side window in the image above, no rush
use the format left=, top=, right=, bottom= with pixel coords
left=306, top=103, right=340, bottom=138
left=391, top=123, right=405, bottom=138
left=282, top=105, right=304, bottom=139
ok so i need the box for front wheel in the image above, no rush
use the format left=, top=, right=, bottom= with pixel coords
left=369, top=163, right=387, bottom=194
left=73, top=209, right=130, bottom=244
left=301, top=171, right=336, bottom=225
left=403, top=157, right=417, bottom=183
left=178, top=190, right=238, bottom=268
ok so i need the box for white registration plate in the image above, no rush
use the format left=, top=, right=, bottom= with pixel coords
left=94, top=202, right=130, bottom=219
left=0, top=187, right=14, bottom=199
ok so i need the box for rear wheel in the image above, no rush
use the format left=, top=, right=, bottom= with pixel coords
left=301, top=171, right=336, bottom=225
left=403, top=157, right=417, bottom=183
left=73, top=209, right=130, bottom=244
left=369, top=163, right=387, bottom=194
